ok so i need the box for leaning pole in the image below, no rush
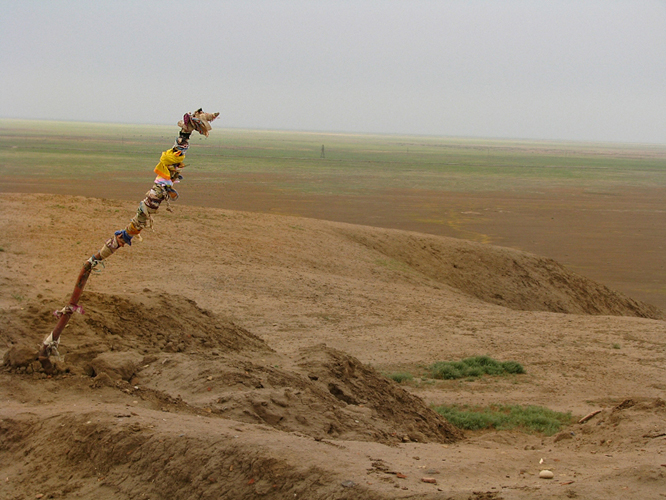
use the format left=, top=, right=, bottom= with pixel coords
left=38, top=110, right=219, bottom=372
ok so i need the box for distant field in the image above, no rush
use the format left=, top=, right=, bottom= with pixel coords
left=2, top=118, right=666, bottom=192
left=2, top=119, right=666, bottom=310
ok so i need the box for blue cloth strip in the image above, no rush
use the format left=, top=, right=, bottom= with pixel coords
left=115, top=230, right=133, bottom=246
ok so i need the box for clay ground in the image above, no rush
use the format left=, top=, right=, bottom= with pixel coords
left=1, top=188, right=665, bottom=500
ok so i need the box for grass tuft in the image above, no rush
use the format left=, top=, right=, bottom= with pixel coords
left=428, top=356, right=524, bottom=380
left=433, top=404, right=572, bottom=435
left=386, top=372, right=414, bottom=383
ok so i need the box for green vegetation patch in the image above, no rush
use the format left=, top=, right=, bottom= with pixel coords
left=433, top=404, right=572, bottom=435
left=385, top=372, right=414, bottom=383
left=428, top=355, right=525, bottom=380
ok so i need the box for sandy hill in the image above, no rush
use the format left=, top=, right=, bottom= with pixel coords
left=1, top=193, right=665, bottom=500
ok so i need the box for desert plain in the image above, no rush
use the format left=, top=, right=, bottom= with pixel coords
left=1, top=120, right=665, bottom=499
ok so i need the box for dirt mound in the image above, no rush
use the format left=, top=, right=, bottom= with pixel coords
left=296, top=345, right=463, bottom=443
left=341, top=228, right=663, bottom=319
left=1, top=290, right=464, bottom=498
left=0, top=410, right=395, bottom=500
left=76, top=291, right=270, bottom=356
left=2, top=291, right=460, bottom=445
left=0, top=290, right=270, bottom=369
left=137, top=346, right=461, bottom=445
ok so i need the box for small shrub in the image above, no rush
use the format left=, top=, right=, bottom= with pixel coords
left=386, top=372, right=414, bottom=383
left=500, top=360, right=526, bottom=374
left=431, top=363, right=463, bottom=380
left=428, top=356, right=524, bottom=380
left=612, top=343, right=621, bottom=349
left=433, top=404, right=572, bottom=435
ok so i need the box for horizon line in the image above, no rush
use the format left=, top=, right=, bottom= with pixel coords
left=1, top=116, right=665, bottom=148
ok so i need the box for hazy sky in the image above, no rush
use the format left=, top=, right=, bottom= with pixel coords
left=3, top=1, right=665, bottom=143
